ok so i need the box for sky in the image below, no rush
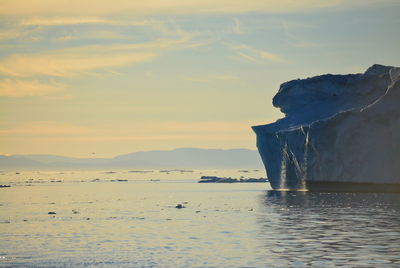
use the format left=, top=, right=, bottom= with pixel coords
left=0, top=0, right=399, bottom=157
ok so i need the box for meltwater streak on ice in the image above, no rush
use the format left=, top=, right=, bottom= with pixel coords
left=290, top=147, right=304, bottom=189
left=277, top=129, right=308, bottom=191
left=279, top=142, right=288, bottom=190
left=299, top=126, right=309, bottom=190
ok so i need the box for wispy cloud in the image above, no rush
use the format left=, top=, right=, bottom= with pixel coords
left=0, top=26, right=43, bottom=41
left=57, top=30, right=128, bottom=41
left=5, top=0, right=394, bottom=17
left=150, top=121, right=258, bottom=134
left=0, top=22, right=207, bottom=99
left=0, top=29, right=28, bottom=40
left=0, top=0, right=351, bottom=17
left=20, top=16, right=167, bottom=28
left=0, top=79, right=64, bottom=97
left=21, top=17, right=111, bottom=26
left=0, top=52, right=156, bottom=77
left=52, top=20, right=202, bottom=43
left=0, top=33, right=205, bottom=78
left=0, top=121, right=90, bottom=135
left=0, top=121, right=256, bottom=144
left=227, top=44, right=287, bottom=64
left=0, top=120, right=254, bottom=136
left=184, top=74, right=239, bottom=83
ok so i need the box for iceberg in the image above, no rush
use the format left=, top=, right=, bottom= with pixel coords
left=252, top=64, right=400, bottom=192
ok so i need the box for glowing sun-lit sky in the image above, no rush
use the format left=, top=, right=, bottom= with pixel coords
left=0, top=0, right=399, bottom=157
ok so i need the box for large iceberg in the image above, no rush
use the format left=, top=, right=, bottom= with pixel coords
left=252, top=64, right=400, bottom=192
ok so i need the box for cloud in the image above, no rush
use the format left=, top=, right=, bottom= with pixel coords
left=56, top=35, right=79, bottom=41
left=0, top=121, right=90, bottom=135
left=48, top=20, right=188, bottom=42
left=152, top=121, right=256, bottom=133
left=0, top=120, right=254, bottom=137
left=0, top=26, right=43, bottom=41
left=0, top=79, right=63, bottom=97
left=184, top=74, right=240, bottom=83
left=0, top=52, right=156, bottom=77
left=0, top=121, right=257, bottom=143
left=0, top=29, right=27, bottom=40
left=88, top=31, right=127, bottom=40
left=227, top=44, right=287, bottom=64
left=0, top=28, right=206, bottom=77
left=0, top=0, right=348, bottom=16
left=0, top=17, right=169, bottom=43
left=21, top=17, right=111, bottom=26
left=5, top=0, right=395, bottom=18
left=63, top=133, right=251, bottom=143
left=20, top=16, right=166, bottom=28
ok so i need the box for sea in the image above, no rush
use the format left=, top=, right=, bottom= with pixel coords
left=1, top=169, right=400, bottom=267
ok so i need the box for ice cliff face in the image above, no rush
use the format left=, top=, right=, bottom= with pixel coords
left=252, top=64, right=400, bottom=190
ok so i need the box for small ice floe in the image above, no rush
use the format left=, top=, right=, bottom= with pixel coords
left=128, top=170, right=153, bottom=173
left=198, top=176, right=268, bottom=183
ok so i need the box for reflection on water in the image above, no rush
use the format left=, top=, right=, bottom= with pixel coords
left=259, top=191, right=400, bottom=267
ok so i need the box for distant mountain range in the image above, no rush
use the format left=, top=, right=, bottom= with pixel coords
left=0, top=148, right=264, bottom=170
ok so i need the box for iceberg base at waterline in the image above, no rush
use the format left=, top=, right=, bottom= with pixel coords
left=253, top=64, right=400, bottom=193
left=305, top=181, right=400, bottom=193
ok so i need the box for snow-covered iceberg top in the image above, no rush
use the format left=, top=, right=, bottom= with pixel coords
left=253, top=64, right=400, bottom=190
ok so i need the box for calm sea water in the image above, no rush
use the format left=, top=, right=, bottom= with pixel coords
left=1, top=170, right=400, bottom=267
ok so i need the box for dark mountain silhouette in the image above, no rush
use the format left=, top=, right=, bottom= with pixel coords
left=0, top=148, right=263, bottom=170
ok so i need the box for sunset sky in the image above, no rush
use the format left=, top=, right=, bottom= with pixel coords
left=1, top=0, right=399, bottom=157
